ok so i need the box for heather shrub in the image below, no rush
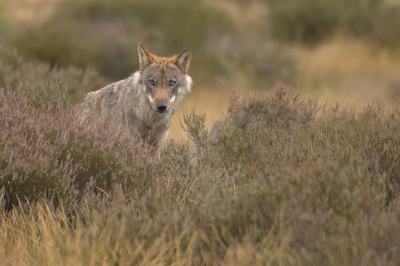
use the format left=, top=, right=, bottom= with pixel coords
left=0, top=82, right=73, bottom=209
left=195, top=88, right=320, bottom=185
left=185, top=161, right=387, bottom=263
left=2, top=80, right=400, bottom=264
left=0, top=42, right=162, bottom=210
left=319, top=104, right=400, bottom=204
left=0, top=81, right=157, bottom=210
left=209, top=88, right=319, bottom=137
left=2, top=160, right=395, bottom=265
left=0, top=43, right=106, bottom=104
left=266, top=0, right=400, bottom=46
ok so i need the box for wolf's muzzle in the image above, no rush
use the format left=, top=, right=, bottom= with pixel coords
left=156, top=102, right=168, bottom=113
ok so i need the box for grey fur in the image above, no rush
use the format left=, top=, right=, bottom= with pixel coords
left=78, top=44, right=192, bottom=147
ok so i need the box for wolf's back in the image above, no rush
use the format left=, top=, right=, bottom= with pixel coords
left=77, top=79, right=130, bottom=128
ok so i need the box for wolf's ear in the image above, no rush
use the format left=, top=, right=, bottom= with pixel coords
left=174, top=48, right=192, bottom=74
left=138, top=43, right=154, bottom=71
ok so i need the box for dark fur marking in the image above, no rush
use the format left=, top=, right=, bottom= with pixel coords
left=171, top=86, right=178, bottom=96
left=146, top=86, right=153, bottom=95
left=105, top=84, right=116, bottom=99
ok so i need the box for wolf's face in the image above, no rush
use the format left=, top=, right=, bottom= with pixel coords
left=138, top=43, right=192, bottom=114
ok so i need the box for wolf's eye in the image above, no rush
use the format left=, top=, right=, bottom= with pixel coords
left=169, top=80, right=176, bottom=86
left=148, top=80, right=155, bottom=86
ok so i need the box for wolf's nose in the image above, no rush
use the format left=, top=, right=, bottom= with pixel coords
left=156, top=103, right=167, bottom=113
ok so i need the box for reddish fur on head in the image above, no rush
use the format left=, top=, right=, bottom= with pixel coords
left=138, top=43, right=192, bottom=73
left=138, top=43, right=192, bottom=114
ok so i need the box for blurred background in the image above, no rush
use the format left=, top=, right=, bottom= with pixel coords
left=1, top=0, right=400, bottom=140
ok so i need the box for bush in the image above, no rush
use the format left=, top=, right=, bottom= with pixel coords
left=201, top=88, right=320, bottom=184
left=9, top=0, right=235, bottom=81
left=0, top=42, right=106, bottom=104
left=266, top=0, right=400, bottom=46
left=2, top=78, right=400, bottom=264
left=0, top=77, right=155, bottom=211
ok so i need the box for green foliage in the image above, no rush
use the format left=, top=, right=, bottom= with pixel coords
left=9, top=0, right=235, bottom=81
left=65, top=0, right=234, bottom=49
left=266, top=0, right=400, bottom=45
left=0, top=5, right=10, bottom=32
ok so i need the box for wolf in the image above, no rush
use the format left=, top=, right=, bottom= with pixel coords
left=78, top=43, right=192, bottom=148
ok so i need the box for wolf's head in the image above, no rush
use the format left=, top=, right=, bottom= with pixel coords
left=137, top=43, right=192, bottom=114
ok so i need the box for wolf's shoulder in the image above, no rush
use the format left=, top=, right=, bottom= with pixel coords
left=105, top=77, right=139, bottom=94
left=87, top=78, right=133, bottom=98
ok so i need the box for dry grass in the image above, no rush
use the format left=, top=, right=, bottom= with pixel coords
left=292, top=38, right=400, bottom=106
left=0, top=0, right=61, bottom=25
left=1, top=2, right=400, bottom=264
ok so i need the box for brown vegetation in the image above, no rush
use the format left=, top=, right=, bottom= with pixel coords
left=1, top=75, right=400, bottom=264
left=0, top=0, right=400, bottom=264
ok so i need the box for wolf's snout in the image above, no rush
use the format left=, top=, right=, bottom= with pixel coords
left=156, top=102, right=168, bottom=113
